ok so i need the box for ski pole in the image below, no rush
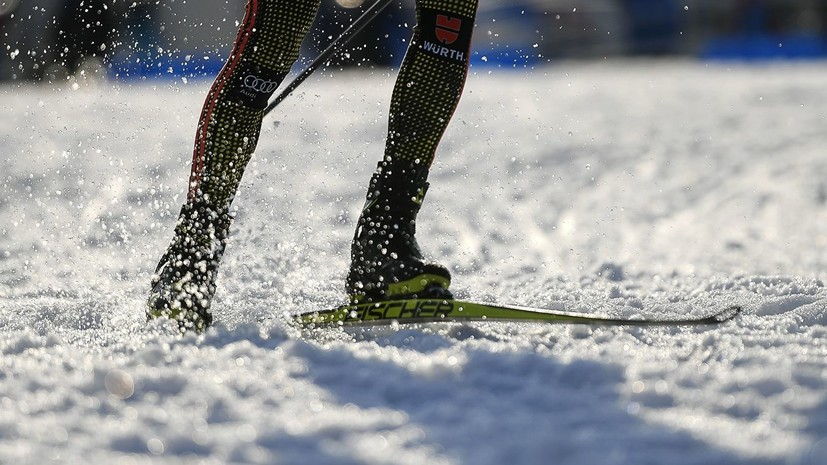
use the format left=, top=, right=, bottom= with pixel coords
left=263, top=0, right=396, bottom=117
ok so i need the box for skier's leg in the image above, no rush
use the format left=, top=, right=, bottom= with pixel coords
left=148, top=0, right=321, bottom=331
left=348, top=0, right=479, bottom=303
left=189, top=0, right=320, bottom=207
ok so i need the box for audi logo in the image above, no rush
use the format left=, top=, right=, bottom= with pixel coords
left=243, top=75, right=279, bottom=93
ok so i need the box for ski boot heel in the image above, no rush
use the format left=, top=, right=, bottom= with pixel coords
left=346, top=162, right=452, bottom=304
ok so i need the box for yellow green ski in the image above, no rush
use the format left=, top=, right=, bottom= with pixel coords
left=295, top=299, right=741, bottom=327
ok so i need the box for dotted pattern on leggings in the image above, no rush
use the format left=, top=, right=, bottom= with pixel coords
left=188, top=0, right=478, bottom=207
left=420, top=0, right=477, bottom=18
left=385, top=0, right=479, bottom=167
left=189, top=0, right=320, bottom=207
left=248, top=0, right=320, bottom=72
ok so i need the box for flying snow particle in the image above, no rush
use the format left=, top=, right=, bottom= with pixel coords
left=104, top=369, right=135, bottom=400
left=147, top=438, right=165, bottom=455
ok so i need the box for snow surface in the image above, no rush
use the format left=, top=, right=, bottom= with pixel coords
left=1, top=61, right=827, bottom=464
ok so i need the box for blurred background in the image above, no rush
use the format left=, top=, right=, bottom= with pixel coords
left=1, top=0, right=826, bottom=82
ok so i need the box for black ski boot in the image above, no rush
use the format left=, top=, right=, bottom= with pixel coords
left=147, top=199, right=232, bottom=331
left=347, top=162, right=452, bottom=303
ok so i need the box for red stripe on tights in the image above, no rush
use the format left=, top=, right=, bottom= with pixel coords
left=188, top=0, right=259, bottom=200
